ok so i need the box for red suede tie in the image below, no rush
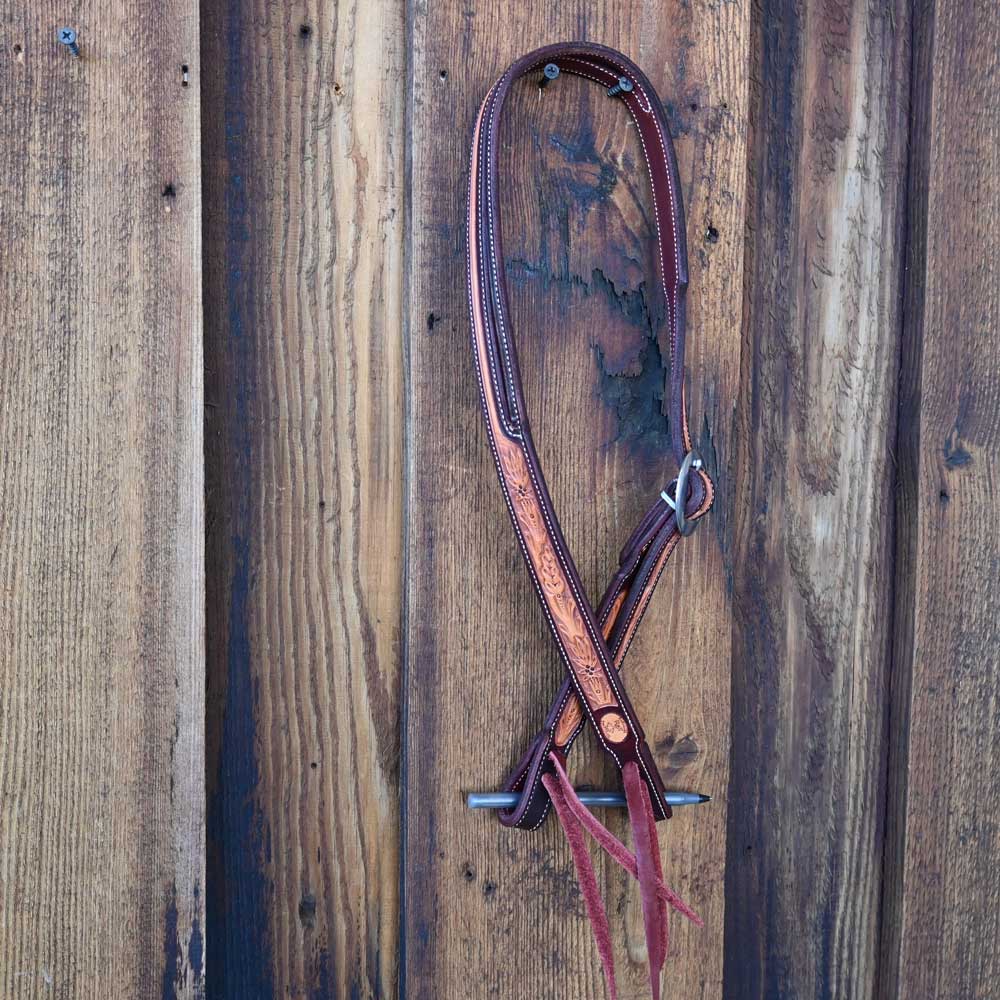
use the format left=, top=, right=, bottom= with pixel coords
left=544, top=765, right=620, bottom=1000
left=541, top=753, right=701, bottom=1000
left=623, top=761, right=668, bottom=1000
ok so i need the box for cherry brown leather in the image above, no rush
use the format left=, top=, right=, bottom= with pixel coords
left=467, top=42, right=714, bottom=828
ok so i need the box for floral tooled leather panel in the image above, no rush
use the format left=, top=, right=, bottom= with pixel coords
left=494, top=435, right=617, bottom=712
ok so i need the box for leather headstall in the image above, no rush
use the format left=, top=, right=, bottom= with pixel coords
left=466, top=41, right=715, bottom=1000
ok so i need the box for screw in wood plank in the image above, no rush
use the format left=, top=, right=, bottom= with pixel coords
left=57, top=27, right=80, bottom=56
left=539, top=63, right=559, bottom=90
left=607, top=76, right=633, bottom=98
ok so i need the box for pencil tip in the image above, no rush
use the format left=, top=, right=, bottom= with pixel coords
left=698, top=794, right=711, bottom=803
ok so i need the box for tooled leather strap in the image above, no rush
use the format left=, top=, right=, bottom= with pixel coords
left=499, top=496, right=695, bottom=828
left=468, top=42, right=714, bottom=824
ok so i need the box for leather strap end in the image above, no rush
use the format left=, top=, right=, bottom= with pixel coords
left=496, top=731, right=557, bottom=829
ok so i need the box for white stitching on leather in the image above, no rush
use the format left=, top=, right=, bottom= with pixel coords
left=482, top=74, right=523, bottom=427
left=472, top=80, right=520, bottom=439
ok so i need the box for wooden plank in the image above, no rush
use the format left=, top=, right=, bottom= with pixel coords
left=881, top=1, right=1000, bottom=996
left=405, top=4, right=747, bottom=997
left=0, top=4, right=204, bottom=998
left=725, top=1, right=910, bottom=997
left=200, top=0, right=406, bottom=996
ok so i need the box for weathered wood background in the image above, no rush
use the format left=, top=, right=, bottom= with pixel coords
left=2, top=0, right=998, bottom=997
left=1, top=1, right=205, bottom=997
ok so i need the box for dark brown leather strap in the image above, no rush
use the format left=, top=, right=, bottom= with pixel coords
left=467, top=42, right=714, bottom=828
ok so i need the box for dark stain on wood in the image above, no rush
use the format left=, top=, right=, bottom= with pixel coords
left=162, top=883, right=180, bottom=1000
left=514, top=847, right=587, bottom=921
left=655, top=733, right=702, bottom=771
left=944, top=429, right=973, bottom=468
left=594, top=330, right=672, bottom=460
left=189, top=915, right=204, bottom=987
left=202, top=0, right=276, bottom=995
left=311, top=949, right=332, bottom=1000
left=162, top=880, right=205, bottom=1000
left=298, top=893, right=318, bottom=929
left=504, top=256, right=674, bottom=460
left=205, top=425, right=275, bottom=1000
left=546, top=125, right=619, bottom=208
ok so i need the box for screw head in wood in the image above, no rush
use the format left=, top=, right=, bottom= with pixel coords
left=607, top=76, right=633, bottom=97
left=57, top=27, right=80, bottom=56
left=539, top=63, right=560, bottom=89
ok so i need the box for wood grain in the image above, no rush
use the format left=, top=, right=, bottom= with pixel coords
left=405, top=4, right=747, bottom=997
left=201, top=0, right=405, bottom=996
left=725, top=1, right=911, bottom=997
left=881, top=1, right=1000, bottom=996
left=0, top=3, right=204, bottom=998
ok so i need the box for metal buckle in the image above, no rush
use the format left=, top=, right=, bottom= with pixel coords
left=660, top=449, right=703, bottom=537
